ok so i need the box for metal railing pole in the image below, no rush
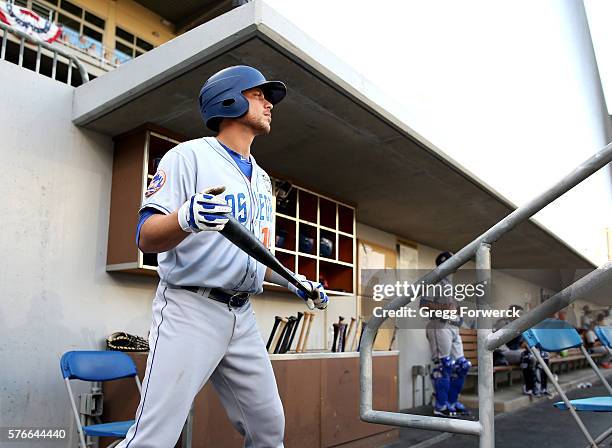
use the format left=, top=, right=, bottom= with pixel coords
left=477, top=244, right=494, bottom=448
left=51, top=50, right=57, bottom=79
left=67, top=61, right=72, bottom=85
left=1, top=28, right=7, bottom=59
left=18, top=36, right=24, bottom=66
left=35, top=44, right=41, bottom=73
left=486, top=262, right=612, bottom=351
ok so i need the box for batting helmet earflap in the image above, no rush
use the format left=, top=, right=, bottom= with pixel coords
left=198, top=65, right=287, bottom=132
left=435, top=251, right=454, bottom=267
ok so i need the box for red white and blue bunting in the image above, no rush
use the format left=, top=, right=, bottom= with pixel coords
left=0, top=1, right=61, bottom=43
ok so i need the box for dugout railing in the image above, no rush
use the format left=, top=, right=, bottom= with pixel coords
left=359, top=142, right=612, bottom=448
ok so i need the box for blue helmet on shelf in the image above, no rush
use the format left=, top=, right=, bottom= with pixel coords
left=435, top=251, right=454, bottom=267
left=198, top=65, right=287, bottom=132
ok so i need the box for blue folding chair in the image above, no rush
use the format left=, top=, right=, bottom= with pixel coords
left=523, top=319, right=612, bottom=447
left=60, top=351, right=141, bottom=448
left=595, top=326, right=612, bottom=355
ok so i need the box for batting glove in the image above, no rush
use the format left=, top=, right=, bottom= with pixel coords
left=178, top=186, right=231, bottom=233
left=289, top=274, right=329, bottom=310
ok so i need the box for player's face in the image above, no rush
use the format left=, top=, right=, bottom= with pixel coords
left=239, top=87, right=273, bottom=135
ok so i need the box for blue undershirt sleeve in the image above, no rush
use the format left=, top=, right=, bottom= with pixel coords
left=136, top=208, right=163, bottom=250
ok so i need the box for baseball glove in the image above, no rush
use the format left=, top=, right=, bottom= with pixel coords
left=106, top=332, right=149, bottom=352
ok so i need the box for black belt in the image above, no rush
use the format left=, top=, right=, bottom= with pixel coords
left=180, top=286, right=250, bottom=309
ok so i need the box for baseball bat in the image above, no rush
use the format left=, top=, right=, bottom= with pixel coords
left=266, top=316, right=282, bottom=351
left=302, top=311, right=315, bottom=352
left=332, top=323, right=340, bottom=352
left=350, top=317, right=362, bottom=351
left=388, top=326, right=397, bottom=351
left=279, top=316, right=297, bottom=354
left=269, top=317, right=288, bottom=354
left=345, top=317, right=356, bottom=350
left=296, top=312, right=311, bottom=353
left=338, top=323, right=347, bottom=352
left=287, top=312, right=303, bottom=351
left=274, top=318, right=290, bottom=354
left=220, top=216, right=317, bottom=300
left=357, top=319, right=368, bottom=352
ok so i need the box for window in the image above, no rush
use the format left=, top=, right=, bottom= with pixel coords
left=114, top=26, right=154, bottom=61
left=24, top=0, right=106, bottom=56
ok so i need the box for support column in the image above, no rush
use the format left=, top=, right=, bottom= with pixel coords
left=476, top=243, right=494, bottom=448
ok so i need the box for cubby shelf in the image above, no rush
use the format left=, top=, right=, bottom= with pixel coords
left=272, top=181, right=356, bottom=295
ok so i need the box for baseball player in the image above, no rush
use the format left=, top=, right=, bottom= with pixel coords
left=118, top=66, right=328, bottom=448
left=420, top=251, right=472, bottom=418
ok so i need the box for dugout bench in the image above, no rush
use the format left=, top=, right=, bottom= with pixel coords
left=460, top=328, right=607, bottom=392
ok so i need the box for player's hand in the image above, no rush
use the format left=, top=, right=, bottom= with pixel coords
left=178, top=186, right=231, bottom=233
left=289, top=274, right=329, bottom=310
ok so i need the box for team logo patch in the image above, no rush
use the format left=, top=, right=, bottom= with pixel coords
left=145, top=170, right=166, bottom=197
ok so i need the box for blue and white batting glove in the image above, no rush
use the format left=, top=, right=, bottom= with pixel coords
left=178, top=186, right=231, bottom=233
left=289, top=274, right=329, bottom=310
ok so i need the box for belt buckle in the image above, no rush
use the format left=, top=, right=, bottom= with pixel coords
left=228, top=292, right=247, bottom=309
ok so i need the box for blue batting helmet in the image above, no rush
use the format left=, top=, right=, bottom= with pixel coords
left=198, top=65, right=287, bottom=132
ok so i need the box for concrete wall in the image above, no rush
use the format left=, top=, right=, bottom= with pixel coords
left=0, top=61, right=158, bottom=443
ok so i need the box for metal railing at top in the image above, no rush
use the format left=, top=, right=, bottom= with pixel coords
left=0, top=20, right=89, bottom=85
left=360, top=142, right=612, bottom=447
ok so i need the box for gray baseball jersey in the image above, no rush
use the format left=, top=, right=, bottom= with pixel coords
left=140, top=137, right=274, bottom=292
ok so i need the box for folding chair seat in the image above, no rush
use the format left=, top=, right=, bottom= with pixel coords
left=82, top=420, right=136, bottom=437
left=60, top=351, right=141, bottom=448
left=554, top=397, right=612, bottom=412
left=523, top=319, right=612, bottom=447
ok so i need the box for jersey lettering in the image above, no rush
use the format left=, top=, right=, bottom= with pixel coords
left=237, top=193, right=247, bottom=224
left=261, top=226, right=270, bottom=247
left=224, top=193, right=248, bottom=224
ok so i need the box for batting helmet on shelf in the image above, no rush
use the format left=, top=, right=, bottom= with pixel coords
left=198, top=65, right=287, bottom=132
left=435, top=251, right=454, bottom=267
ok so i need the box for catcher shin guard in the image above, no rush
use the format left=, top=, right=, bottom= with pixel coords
left=448, top=356, right=471, bottom=409
left=431, top=356, right=453, bottom=411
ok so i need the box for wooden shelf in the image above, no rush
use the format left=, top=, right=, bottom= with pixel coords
left=106, top=125, right=184, bottom=273
left=276, top=213, right=297, bottom=221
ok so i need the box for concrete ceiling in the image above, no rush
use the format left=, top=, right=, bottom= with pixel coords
left=73, top=1, right=600, bottom=291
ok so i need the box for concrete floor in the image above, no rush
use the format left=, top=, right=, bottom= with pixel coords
left=386, top=369, right=612, bottom=448
left=460, top=367, right=612, bottom=413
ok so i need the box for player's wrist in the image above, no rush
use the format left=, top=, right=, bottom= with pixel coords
left=178, top=199, right=197, bottom=233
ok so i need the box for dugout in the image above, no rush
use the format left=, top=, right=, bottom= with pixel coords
left=68, top=2, right=603, bottom=446
left=2, top=1, right=607, bottom=447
